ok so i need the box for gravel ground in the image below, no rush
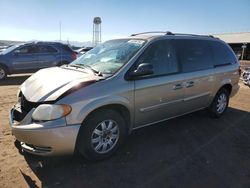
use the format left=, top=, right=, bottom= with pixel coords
left=0, top=74, right=250, bottom=188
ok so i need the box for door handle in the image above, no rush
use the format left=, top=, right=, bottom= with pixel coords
left=173, top=83, right=183, bottom=90
left=186, top=81, right=194, bottom=88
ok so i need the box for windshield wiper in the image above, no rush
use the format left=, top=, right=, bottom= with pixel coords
left=68, top=64, right=85, bottom=69
left=71, top=64, right=103, bottom=77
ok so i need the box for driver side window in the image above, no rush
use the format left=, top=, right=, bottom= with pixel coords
left=136, top=40, right=178, bottom=76
left=19, top=45, right=38, bottom=54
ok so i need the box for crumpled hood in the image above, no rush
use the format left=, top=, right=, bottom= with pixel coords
left=21, top=66, right=98, bottom=102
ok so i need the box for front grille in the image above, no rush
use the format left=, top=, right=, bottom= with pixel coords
left=13, top=92, right=53, bottom=122
left=20, top=94, right=39, bottom=112
left=12, top=93, right=38, bottom=122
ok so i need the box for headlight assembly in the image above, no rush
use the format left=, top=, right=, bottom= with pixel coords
left=32, top=104, right=71, bottom=121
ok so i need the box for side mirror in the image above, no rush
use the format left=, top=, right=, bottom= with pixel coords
left=130, top=63, right=154, bottom=78
left=13, top=50, right=20, bottom=55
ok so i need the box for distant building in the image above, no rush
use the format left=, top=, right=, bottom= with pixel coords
left=214, top=32, right=250, bottom=60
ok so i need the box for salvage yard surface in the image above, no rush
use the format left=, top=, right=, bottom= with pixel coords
left=0, top=75, right=250, bottom=188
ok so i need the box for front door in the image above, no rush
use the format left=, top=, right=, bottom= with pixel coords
left=133, top=40, right=185, bottom=128
left=11, top=44, right=40, bottom=72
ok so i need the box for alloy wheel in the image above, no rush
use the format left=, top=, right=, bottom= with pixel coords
left=216, top=93, right=227, bottom=114
left=91, top=119, right=120, bottom=154
left=0, top=68, right=6, bottom=79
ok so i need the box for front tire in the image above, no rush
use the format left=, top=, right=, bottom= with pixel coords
left=209, top=88, right=229, bottom=118
left=0, top=65, right=7, bottom=80
left=76, top=109, right=127, bottom=161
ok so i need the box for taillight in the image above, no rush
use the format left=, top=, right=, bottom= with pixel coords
left=72, top=52, right=77, bottom=60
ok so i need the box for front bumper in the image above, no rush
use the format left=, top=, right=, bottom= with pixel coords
left=10, top=105, right=81, bottom=156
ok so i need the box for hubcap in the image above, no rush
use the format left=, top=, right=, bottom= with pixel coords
left=216, top=93, right=227, bottom=114
left=91, top=119, right=119, bottom=154
left=0, top=68, right=5, bottom=79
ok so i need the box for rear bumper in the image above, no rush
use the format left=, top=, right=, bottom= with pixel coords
left=10, top=106, right=81, bottom=156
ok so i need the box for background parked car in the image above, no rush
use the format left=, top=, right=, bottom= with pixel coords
left=75, top=47, right=93, bottom=57
left=0, top=41, right=77, bottom=80
left=241, top=67, right=250, bottom=86
left=0, top=45, right=10, bottom=52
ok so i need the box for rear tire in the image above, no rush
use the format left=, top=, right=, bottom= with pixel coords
left=0, top=65, right=7, bottom=80
left=209, top=88, right=229, bottom=118
left=76, top=109, right=127, bottom=161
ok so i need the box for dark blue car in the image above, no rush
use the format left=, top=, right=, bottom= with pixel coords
left=0, top=42, right=77, bottom=80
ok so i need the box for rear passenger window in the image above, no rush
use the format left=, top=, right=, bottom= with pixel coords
left=136, top=40, right=178, bottom=76
left=209, top=41, right=236, bottom=67
left=38, top=45, right=57, bottom=53
left=174, top=39, right=213, bottom=72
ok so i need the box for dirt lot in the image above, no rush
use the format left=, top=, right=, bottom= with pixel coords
left=0, top=75, right=250, bottom=188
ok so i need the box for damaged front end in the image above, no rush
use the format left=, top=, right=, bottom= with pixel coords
left=9, top=67, right=101, bottom=155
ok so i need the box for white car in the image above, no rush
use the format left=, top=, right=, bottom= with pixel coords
left=242, top=68, right=250, bottom=86
left=76, top=47, right=93, bottom=58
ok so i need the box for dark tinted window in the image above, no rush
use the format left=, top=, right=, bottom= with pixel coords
left=19, top=45, right=38, bottom=54
left=210, top=41, right=236, bottom=66
left=38, top=45, right=57, bottom=53
left=136, top=40, right=178, bottom=76
left=174, top=39, right=213, bottom=72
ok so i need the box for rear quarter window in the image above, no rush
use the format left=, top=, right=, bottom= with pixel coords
left=61, top=45, right=74, bottom=53
left=38, top=45, right=57, bottom=53
left=209, top=41, right=236, bottom=67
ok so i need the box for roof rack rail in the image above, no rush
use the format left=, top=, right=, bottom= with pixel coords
left=131, top=31, right=173, bottom=36
left=171, top=33, right=215, bottom=38
left=130, top=31, right=215, bottom=38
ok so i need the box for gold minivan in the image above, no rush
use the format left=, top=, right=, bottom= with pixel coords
left=10, top=32, right=240, bottom=160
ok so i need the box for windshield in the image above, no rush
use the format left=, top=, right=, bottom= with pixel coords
left=0, top=45, right=19, bottom=55
left=70, top=39, right=145, bottom=74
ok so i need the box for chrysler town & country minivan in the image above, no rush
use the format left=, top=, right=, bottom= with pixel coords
left=10, top=32, right=240, bottom=160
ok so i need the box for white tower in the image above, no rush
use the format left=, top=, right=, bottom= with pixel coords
left=92, top=17, right=102, bottom=46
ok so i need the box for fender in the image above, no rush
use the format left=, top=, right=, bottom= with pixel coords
left=67, top=95, right=134, bottom=130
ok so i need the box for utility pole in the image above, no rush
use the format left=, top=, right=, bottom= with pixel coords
left=242, top=43, right=247, bottom=60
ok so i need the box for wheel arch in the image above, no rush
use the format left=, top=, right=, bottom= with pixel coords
left=219, top=83, right=232, bottom=95
left=209, top=83, right=233, bottom=107
left=0, top=63, right=9, bottom=74
left=209, top=83, right=232, bottom=118
left=74, top=103, right=131, bottom=155
left=80, top=104, right=131, bottom=134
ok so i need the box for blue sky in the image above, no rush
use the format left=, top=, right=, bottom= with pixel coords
left=0, top=0, right=250, bottom=42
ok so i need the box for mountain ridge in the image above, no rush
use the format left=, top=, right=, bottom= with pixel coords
left=0, top=40, right=92, bottom=47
